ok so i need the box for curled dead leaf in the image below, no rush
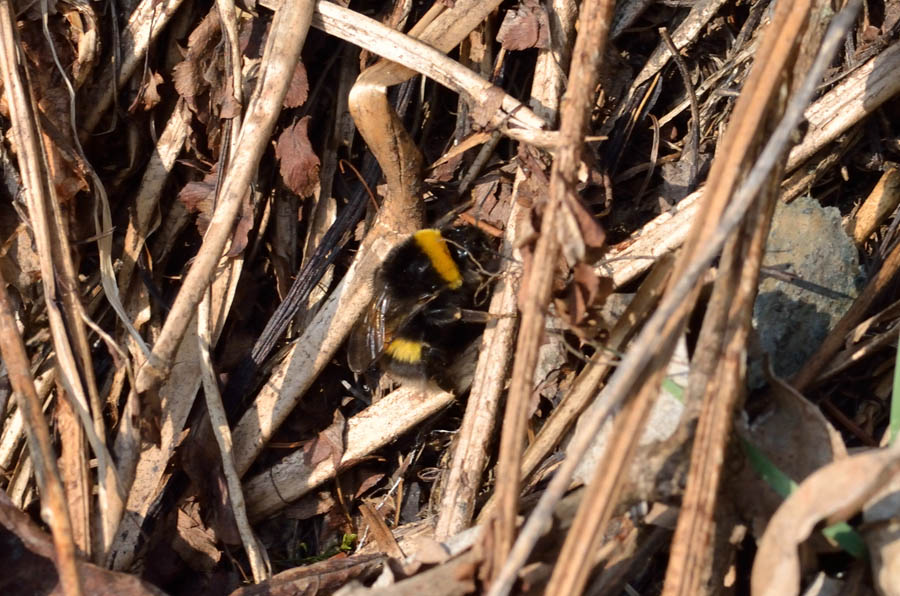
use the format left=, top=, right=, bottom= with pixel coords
left=496, top=0, right=550, bottom=51
left=752, top=444, right=900, bottom=596
left=275, top=116, right=321, bottom=197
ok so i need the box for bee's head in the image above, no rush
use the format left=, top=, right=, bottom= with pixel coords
left=443, top=225, right=497, bottom=274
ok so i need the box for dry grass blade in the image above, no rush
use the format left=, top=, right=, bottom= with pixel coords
left=488, top=0, right=615, bottom=589
left=0, top=0, right=122, bottom=559
left=0, top=274, right=81, bottom=594
left=663, top=2, right=860, bottom=594
left=135, top=0, right=315, bottom=393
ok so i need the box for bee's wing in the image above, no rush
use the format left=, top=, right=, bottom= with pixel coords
left=347, top=288, right=390, bottom=374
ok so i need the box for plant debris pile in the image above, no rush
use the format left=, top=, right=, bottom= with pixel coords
left=1, top=0, right=900, bottom=594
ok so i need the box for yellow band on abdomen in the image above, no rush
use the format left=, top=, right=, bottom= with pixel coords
left=414, top=229, right=463, bottom=289
left=385, top=338, right=424, bottom=363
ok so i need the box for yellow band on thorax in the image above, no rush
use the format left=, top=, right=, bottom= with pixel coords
left=413, top=229, right=462, bottom=289
left=385, top=338, right=424, bottom=363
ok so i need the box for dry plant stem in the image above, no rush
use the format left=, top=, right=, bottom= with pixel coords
left=107, top=256, right=241, bottom=570
left=315, top=2, right=550, bottom=144
left=135, top=0, right=314, bottom=393
left=435, top=0, right=577, bottom=540
left=491, top=0, right=849, bottom=590
left=664, top=1, right=858, bottom=591
left=847, top=167, right=900, bottom=245
left=546, top=365, right=671, bottom=595
left=0, top=0, right=122, bottom=558
left=664, top=182, right=777, bottom=595
left=197, top=291, right=268, bottom=583
left=116, top=100, right=191, bottom=298
left=81, top=0, right=187, bottom=134
left=609, top=38, right=900, bottom=289
left=659, top=26, right=699, bottom=188
left=232, top=0, right=507, bottom=475
left=243, top=386, right=455, bottom=518
left=0, top=275, right=82, bottom=596
left=787, top=39, right=900, bottom=172
left=491, top=0, right=615, bottom=578
left=476, top=254, right=672, bottom=525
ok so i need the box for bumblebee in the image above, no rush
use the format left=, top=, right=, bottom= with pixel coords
left=347, top=225, right=496, bottom=388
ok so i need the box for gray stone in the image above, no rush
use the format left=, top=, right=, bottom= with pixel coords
left=751, top=195, right=864, bottom=387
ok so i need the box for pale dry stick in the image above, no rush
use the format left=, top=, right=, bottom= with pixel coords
left=216, top=0, right=243, bottom=161
left=601, top=190, right=700, bottom=288
left=476, top=254, right=674, bottom=525
left=846, top=167, right=900, bottom=245
left=787, top=39, right=900, bottom=172
left=313, top=1, right=550, bottom=146
left=244, top=386, right=456, bottom=518
left=547, top=363, right=673, bottom=596
left=664, top=4, right=857, bottom=593
left=490, top=0, right=615, bottom=575
left=0, top=1, right=123, bottom=558
left=81, top=0, right=187, bottom=134
left=489, top=0, right=849, bottom=588
left=116, top=99, right=191, bottom=298
left=0, top=273, right=82, bottom=595
left=632, top=0, right=729, bottom=88
left=107, top=256, right=242, bottom=570
left=232, top=0, right=516, bottom=476
left=134, top=0, right=315, bottom=393
left=435, top=0, right=578, bottom=540
left=197, top=291, right=269, bottom=583
left=0, top=369, right=55, bottom=473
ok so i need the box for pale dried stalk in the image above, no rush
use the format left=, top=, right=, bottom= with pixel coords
left=846, top=167, right=900, bottom=246
left=0, top=273, right=82, bottom=595
left=198, top=291, right=268, bottom=582
left=492, top=0, right=850, bottom=589
left=632, top=0, right=730, bottom=88
left=315, top=2, right=549, bottom=144
left=134, top=0, right=314, bottom=393
left=107, top=253, right=243, bottom=570
left=490, top=0, right=615, bottom=577
left=244, top=386, right=455, bottom=519
left=787, top=39, right=900, bottom=171
left=82, top=0, right=187, bottom=133
left=116, top=100, right=191, bottom=302
left=0, top=0, right=122, bottom=559
left=435, top=0, right=577, bottom=540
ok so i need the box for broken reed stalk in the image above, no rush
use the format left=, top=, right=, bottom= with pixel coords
left=0, top=276, right=82, bottom=596
left=488, top=0, right=616, bottom=583
left=491, top=0, right=865, bottom=590
left=663, top=3, right=861, bottom=593
left=435, top=0, right=578, bottom=539
left=135, top=0, right=314, bottom=393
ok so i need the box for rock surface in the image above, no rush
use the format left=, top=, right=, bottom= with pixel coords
left=751, top=195, right=864, bottom=386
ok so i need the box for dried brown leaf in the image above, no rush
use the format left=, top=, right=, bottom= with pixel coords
left=130, top=70, right=164, bottom=113
left=752, top=445, right=900, bottom=596
left=496, top=0, right=550, bottom=50
left=283, top=61, right=309, bottom=108
left=275, top=117, right=321, bottom=197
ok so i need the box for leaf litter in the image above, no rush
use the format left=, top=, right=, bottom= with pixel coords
left=1, top=0, right=900, bottom=594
